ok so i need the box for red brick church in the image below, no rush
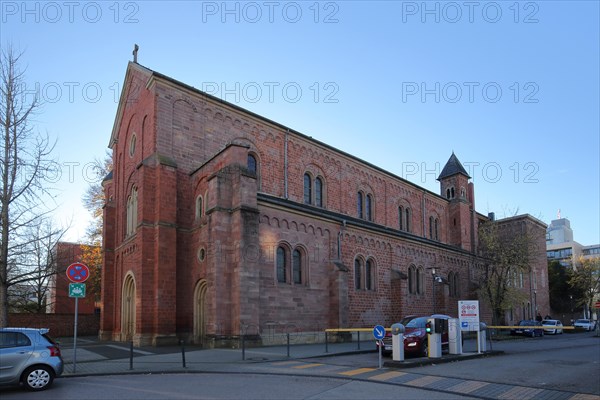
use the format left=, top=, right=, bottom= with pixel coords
left=100, top=60, right=549, bottom=346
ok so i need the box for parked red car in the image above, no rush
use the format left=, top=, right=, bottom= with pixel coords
left=376, top=314, right=452, bottom=357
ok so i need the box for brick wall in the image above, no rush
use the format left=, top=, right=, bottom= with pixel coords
left=8, top=313, right=100, bottom=337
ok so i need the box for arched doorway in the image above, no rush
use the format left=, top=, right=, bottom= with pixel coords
left=121, top=273, right=136, bottom=341
left=193, top=279, right=208, bottom=345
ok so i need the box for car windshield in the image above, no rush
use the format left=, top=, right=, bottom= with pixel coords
left=542, top=320, right=556, bottom=325
left=575, top=319, right=590, bottom=324
left=519, top=320, right=535, bottom=326
left=402, top=317, right=427, bottom=328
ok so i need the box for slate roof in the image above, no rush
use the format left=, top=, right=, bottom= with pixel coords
left=437, top=152, right=471, bottom=180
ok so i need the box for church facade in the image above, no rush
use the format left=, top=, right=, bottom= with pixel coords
left=100, top=61, right=549, bottom=346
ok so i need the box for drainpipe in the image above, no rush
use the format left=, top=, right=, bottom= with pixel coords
left=337, top=220, right=346, bottom=260
left=284, top=129, right=289, bottom=199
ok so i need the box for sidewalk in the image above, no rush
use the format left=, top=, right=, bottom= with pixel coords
left=58, top=338, right=496, bottom=376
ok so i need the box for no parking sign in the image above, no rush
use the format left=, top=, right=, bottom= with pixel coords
left=66, top=263, right=90, bottom=283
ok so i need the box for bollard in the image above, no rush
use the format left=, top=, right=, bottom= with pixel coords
left=129, top=341, right=134, bottom=370
left=242, top=334, right=246, bottom=361
left=325, top=331, right=328, bottom=353
left=357, top=331, right=361, bottom=350
left=180, top=340, right=186, bottom=368
left=391, top=323, right=405, bottom=361
left=287, top=333, right=290, bottom=358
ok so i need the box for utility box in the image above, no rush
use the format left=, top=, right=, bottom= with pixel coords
left=427, top=318, right=442, bottom=358
left=391, top=323, right=405, bottom=362
left=448, top=318, right=462, bottom=355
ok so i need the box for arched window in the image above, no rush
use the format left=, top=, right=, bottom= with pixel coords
left=399, top=206, right=404, bottom=230
left=126, top=186, right=138, bottom=237
left=434, top=218, right=439, bottom=241
left=453, top=272, right=460, bottom=297
left=303, top=173, right=312, bottom=205
left=247, top=154, right=257, bottom=174
left=365, top=259, right=375, bottom=290
left=293, top=249, right=302, bottom=284
left=195, top=195, right=203, bottom=220
left=417, top=267, right=424, bottom=294
left=277, top=246, right=287, bottom=283
left=408, top=265, right=416, bottom=294
left=366, top=194, right=373, bottom=221
left=429, top=216, right=434, bottom=239
left=354, top=258, right=362, bottom=290
left=405, top=208, right=411, bottom=232
left=357, top=192, right=364, bottom=219
left=315, top=177, right=323, bottom=207
left=129, top=134, right=136, bottom=157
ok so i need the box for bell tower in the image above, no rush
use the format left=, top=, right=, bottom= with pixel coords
left=438, top=153, right=475, bottom=251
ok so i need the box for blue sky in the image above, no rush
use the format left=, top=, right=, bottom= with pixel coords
left=2, top=1, right=599, bottom=245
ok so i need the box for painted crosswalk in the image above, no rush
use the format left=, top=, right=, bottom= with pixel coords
left=267, top=361, right=600, bottom=400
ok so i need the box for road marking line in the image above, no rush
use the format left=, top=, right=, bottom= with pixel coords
left=405, top=375, right=444, bottom=387
left=498, top=386, right=542, bottom=400
left=292, top=363, right=324, bottom=369
left=569, top=394, right=600, bottom=400
left=339, top=368, right=376, bottom=376
left=448, top=380, right=490, bottom=393
left=271, top=361, right=301, bottom=366
left=369, top=371, right=407, bottom=381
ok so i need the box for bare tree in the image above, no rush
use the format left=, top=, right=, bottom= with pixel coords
left=476, top=219, right=534, bottom=325
left=7, top=219, right=64, bottom=313
left=1, top=46, right=58, bottom=325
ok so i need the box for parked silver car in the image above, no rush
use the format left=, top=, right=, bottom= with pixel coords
left=0, top=328, right=64, bottom=391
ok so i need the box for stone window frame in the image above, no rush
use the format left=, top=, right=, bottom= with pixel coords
left=292, top=247, right=309, bottom=285
left=398, top=202, right=412, bottom=233
left=448, top=271, right=460, bottom=297
left=429, top=215, right=440, bottom=241
left=303, top=172, right=325, bottom=208
left=195, top=195, right=203, bottom=220
left=129, top=133, right=136, bottom=158
left=354, top=255, right=376, bottom=291
left=276, top=243, right=308, bottom=286
left=409, top=264, right=424, bottom=295
left=247, top=152, right=261, bottom=190
left=276, top=245, right=288, bottom=283
left=357, top=190, right=374, bottom=221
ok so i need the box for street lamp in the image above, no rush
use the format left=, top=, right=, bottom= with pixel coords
left=432, top=268, right=436, bottom=314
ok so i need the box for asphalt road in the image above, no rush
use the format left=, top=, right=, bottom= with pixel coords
left=0, top=373, right=477, bottom=399
left=1, top=331, right=598, bottom=399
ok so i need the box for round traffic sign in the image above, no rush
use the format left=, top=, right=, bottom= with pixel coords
left=373, top=325, right=386, bottom=340
left=66, top=263, right=90, bottom=283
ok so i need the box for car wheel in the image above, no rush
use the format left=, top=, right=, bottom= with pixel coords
left=421, top=342, right=428, bottom=357
left=22, top=365, right=54, bottom=391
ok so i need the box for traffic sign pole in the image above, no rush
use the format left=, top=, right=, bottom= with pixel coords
left=66, top=262, right=89, bottom=374
left=73, top=297, right=78, bottom=374
left=373, top=325, right=386, bottom=369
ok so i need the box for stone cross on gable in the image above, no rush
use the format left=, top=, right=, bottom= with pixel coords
left=133, top=44, right=139, bottom=63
